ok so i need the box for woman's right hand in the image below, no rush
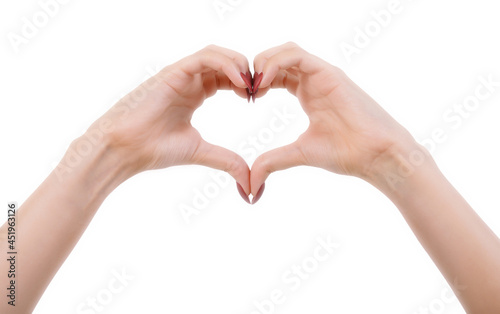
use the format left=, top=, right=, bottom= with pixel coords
left=79, top=45, right=253, bottom=194
left=250, top=42, right=422, bottom=195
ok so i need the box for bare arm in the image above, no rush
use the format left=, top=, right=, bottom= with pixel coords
left=0, top=136, right=130, bottom=313
left=250, top=42, right=500, bottom=313
left=369, top=141, right=500, bottom=313
left=0, top=45, right=253, bottom=313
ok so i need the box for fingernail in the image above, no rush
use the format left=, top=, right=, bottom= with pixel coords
left=246, top=88, right=251, bottom=103
left=240, top=72, right=253, bottom=91
left=253, top=72, right=263, bottom=95
left=246, top=71, right=254, bottom=92
left=251, top=92, right=256, bottom=103
left=251, top=183, right=265, bottom=205
left=236, top=183, right=251, bottom=204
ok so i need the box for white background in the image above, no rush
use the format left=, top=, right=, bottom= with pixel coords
left=1, top=0, right=500, bottom=313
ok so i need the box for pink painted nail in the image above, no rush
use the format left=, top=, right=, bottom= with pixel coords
left=240, top=72, right=253, bottom=91
left=246, top=71, right=254, bottom=89
left=252, top=183, right=265, bottom=204
left=253, top=72, right=263, bottom=95
left=237, top=183, right=251, bottom=204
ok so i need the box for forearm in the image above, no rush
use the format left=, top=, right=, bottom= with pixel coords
left=367, top=141, right=500, bottom=313
left=0, top=134, right=131, bottom=313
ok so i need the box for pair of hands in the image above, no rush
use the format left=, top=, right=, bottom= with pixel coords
left=6, top=42, right=499, bottom=314
left=91, top=42, right=415, bottom=203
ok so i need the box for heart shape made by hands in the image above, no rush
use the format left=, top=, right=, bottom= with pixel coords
left=235, top=71, right=265, bottom=204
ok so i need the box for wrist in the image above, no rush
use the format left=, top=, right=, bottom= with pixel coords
left=363, top=139, right=437, bottom=196
left=54, top=132, right=135, bottom=202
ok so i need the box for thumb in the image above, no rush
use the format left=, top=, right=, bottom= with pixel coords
left=250, top=142, right=306, bottom=204
left=192, top=140, right=251, bottom=204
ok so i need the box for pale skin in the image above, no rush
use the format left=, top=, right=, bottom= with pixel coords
left=1, top=43, right=499, bottom=313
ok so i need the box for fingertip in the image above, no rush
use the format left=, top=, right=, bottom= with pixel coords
left=231, top=161, right=251, bottom=194
left=251, top=183, right=265, bottom=205
left=194, top=141, right=250, bottom=193
left=250, top=160, right=270, bottom=197
left=260, top=64, right=276, bottom=89
left=250, top=142, right=305, bottom=195
left=240, top=72, right=253, bottom=91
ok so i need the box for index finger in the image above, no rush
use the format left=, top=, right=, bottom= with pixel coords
left=253, top=42, right=325, bottom=91
left=175, top=45, right=251, bottom=90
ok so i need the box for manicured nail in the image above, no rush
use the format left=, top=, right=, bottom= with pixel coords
left=251, top=183, right=265, bottom=205
left=251, top=92, right=256, bottom=103
left=252, top=72, right=257, bottom=94
left=236, top=183, right=251, bottom=204
left=246, top=88, right=251, bottom=102
left=240, top=72, right=253, bottom=91
left=246, top=71, right=254, bottom=89
left=253, top=72, right=263, bottom=95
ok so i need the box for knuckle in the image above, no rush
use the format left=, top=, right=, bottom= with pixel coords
left=225, top=155, right=243, bottom=176
left=204, top=44, right=218, bottom=51
left=331, top=65, right=344, bottom=75
left=256, top=156, right=274, bottom=175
